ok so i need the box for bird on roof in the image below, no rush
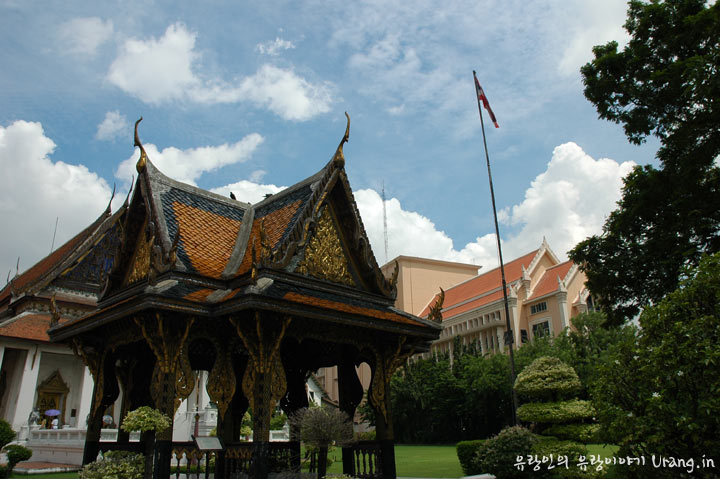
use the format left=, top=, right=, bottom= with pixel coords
left=230, top=192, right=236, bottom=200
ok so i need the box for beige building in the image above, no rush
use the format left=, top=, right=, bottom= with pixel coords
left=391, top=239, right=591, bottom=357
left=380, top=256, right=480, bottom=316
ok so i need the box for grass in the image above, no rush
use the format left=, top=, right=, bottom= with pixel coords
left=13, top=443, right=616, bottom=479
left=320, top=444, right=463, bottom=478
left=586, top=443, right=620, bottom=459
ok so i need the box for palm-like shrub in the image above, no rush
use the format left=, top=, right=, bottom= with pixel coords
left=289, top=406, right=353, bottom=479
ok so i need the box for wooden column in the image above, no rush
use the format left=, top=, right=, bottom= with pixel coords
left=368, top=340, right=414, bottom=479
left=338, top=353, right=363, bottom=477
left=136, top=313, right=195, bottom=479
left=232, top=312, right=290, bottom=479
left=80, top=349, right=120, bottom=465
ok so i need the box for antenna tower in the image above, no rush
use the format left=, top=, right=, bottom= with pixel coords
left=382, top=181, right=389, bottom=264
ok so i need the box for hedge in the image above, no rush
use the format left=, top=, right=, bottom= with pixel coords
left=517, top=400, right=594, bottom=424
left=543, top=423, right=600, bottom=443
left=456, top=439, right=485, bottom=475
left=471, top=426, right=536, bottom=478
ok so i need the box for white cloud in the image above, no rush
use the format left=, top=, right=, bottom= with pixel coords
left=107, top=23, right=332, bottom=120
left=58, top=17, right=114, bottom=57
left=107, top=23, right=199, bottom=104
left=248, top=170, right=267, bottom=183
left=557, top=0, right=630, bottom=75
left=211, top=181, right=286, bottom=205
left=497, top=142, right=635, bottom=259
left=232, top=64, right=333, bottom=121
left=256, top=37, right=296, bottom=56
left=95, top=110, right=129, bottom=142
left=355, top=142, right=634, bottom=269
left=115, top=133, right=264, bottom=186
left=0, top=120, right=112, bottom=278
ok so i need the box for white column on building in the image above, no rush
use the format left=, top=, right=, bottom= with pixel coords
left=557, top=291, right=569, bottom=331
left=13, top=346, right=41, bottom=431
left=77, top=366, right=94, bottom=429
left=510, top=300, right=521, bottom=346
left=479, top=330, right=486, bottom=355
left=496, top=327, right=504, bottom=352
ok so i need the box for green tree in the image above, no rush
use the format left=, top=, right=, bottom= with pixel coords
left=572, top=0, right=720, bottom=325
left=581, top=0, right=720, bottom=168
left=592, top=253, right=720, bottom=478
left=570, top=166, right=720, bottom=325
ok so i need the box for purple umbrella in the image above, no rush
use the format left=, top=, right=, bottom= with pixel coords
left=44, top=409, right=60, bottom=416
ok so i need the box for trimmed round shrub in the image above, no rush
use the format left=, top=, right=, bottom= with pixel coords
left=78, top=450, right=143, bottom=479
left=543, top=424, right=600, bottom=443
left=515, top=357, right=581, bottom=401
left=4, top=444, right=32, bottom=468
left=517, top=400, right=595, bottom=424
left=456, top=439, right=486, bottom=475
left=472, top=426, right=536, bottom=479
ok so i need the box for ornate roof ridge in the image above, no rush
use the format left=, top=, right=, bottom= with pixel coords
left=0, top=199, right=122, bottom=304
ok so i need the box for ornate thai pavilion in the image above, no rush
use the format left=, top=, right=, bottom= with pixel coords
left=40, top=117, right=441, bottom=478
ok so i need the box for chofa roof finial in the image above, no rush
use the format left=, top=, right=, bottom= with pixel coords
left=134, top=117, right=149, bottom=173
left=332, top=112, right=350, bottom=167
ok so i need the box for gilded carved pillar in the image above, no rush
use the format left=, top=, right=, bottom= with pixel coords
left=368, top=339, right=414, bottom=479
left=135, top=313, right=195, bottom=440
left=231, top=312, right=290, bottom=442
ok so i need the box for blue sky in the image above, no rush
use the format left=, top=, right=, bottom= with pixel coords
left=0, top=0, right=660, bottom=280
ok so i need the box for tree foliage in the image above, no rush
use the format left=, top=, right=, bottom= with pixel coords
left=591, top=253, right=720, bottom=478
left=572, top=0, right=720, bottom=325
left=288, top=406, right=353, bottom=448
left=0, top=420, right=14, bottom=449
left=392, top=313, right=624, bottom=443
left=581, top=0, right=720, bottom=168
left=120, top=406, right=171, bottom=434
left=570, top=165, right=720, bottom=324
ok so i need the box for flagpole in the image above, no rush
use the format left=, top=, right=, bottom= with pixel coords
left=473, top=70, right=519, bottom=426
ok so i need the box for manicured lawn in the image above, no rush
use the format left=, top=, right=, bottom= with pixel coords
left=586, top=443, right=619, bottom=459
left=321, top=444, right=463, bottom=478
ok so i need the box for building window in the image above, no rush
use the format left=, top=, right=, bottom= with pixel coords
left=530, top=301, right=547, bottom=315
left=532, top=320, right=550, bottom=338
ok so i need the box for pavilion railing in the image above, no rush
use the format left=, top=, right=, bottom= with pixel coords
left=95, top=440, right=306, bottom=478
left=307, top=441, right=383, bottom=479
left=223, top=441, right=301, bottom=478
left=350, top=441, right=383, bottom=479
left=170, top=441, right=216, bottom=479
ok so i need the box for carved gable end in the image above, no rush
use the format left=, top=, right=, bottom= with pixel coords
left=295, top=204, right=358, bottom=287
left=125, top=216, right=154, bottom=286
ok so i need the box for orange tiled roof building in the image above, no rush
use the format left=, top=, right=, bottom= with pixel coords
left=0, top=117, right=440, bottom=479
left=415, top=239, right=593, bottom=357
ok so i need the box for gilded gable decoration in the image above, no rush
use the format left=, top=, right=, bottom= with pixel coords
left=126, top=218, right=153, bottom=285
left=295, top=205, right=356, bottom=287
